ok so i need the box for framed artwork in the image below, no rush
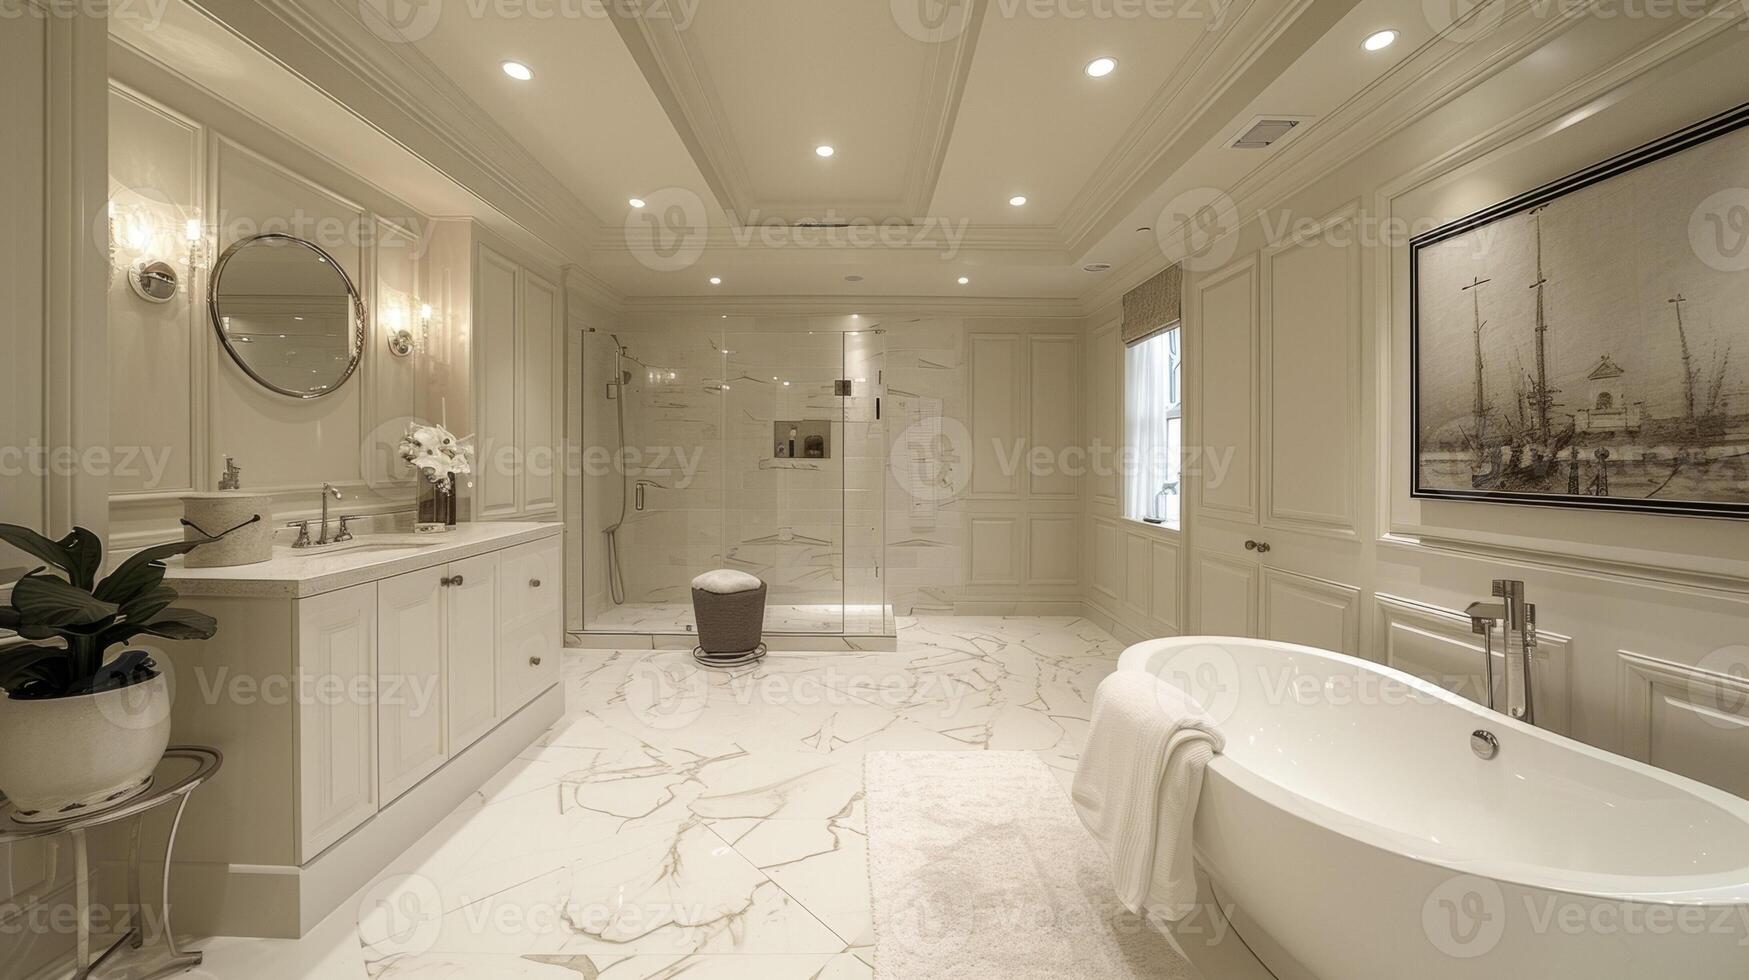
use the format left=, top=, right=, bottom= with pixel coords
left=1411, top=102, right=1749, bottom=518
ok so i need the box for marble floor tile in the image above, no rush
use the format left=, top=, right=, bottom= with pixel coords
left=113, top=616, right=1122, bottom=980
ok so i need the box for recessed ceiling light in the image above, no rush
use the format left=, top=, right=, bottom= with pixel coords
left=957, top=276, right=970, bottom=285
left=1362, top=29, right=1398, bottom=51
left=1009, top=195, right=1028, bottom=207
left=501, top=61, right=534, bottom=81
left=1085, top=57, right=1117, bottom=78
left=815, top=145, right=836, bottom=158
left=709, top=276, right=722, bottom=285
left=851, top=314, right=860, bottom=319
left=629, top=198, right=646, bottom=208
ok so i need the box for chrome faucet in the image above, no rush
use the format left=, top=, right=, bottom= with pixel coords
left=1465, top=579, right=1538, bottom=725
left=317, top=484, right=343, bottom=545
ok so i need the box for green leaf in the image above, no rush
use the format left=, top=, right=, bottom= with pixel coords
left=11, top=573, right=120, bottom=627
left=118, top=584, right=178, bottom=627
left=103, top=606, right=217, bottom=646
left=94, top=539, right=208, bottom=605
left=57, top=527, right=103, bottom=591
left=0, top=645, right=73, bottom=696
left=0, top=524, right=78, bottom=579
left=0, top=607, right=19, bottom=631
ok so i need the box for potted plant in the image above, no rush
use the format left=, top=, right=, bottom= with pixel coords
left=0, top=525, right=216, bottom=822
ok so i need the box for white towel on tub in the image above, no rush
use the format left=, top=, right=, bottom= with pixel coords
left=1072, top=670, right=1224, bottom=921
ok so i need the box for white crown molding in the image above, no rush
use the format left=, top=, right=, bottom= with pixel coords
left=186, top=0, right=604, bottom=261
left=1076, top=0, right=1616, bottom=312
left=1054, top=0, right=1321, bottom=253
left=608, top=0, right=988, bottom=224
left=563, top=264, right=627, bottom=316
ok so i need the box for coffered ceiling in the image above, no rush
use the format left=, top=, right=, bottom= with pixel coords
left=139, top=0, right=1633, bottom=310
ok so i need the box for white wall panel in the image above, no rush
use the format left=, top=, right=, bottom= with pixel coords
left=1028, top=333, right=1080, bottom=499
left=967, top=516, right=1023, bottom=586
left=1263, top=221, right=1358, bottom=537
left=1194, top=260, right=1258, bottom=523
left=1193, top=551, right=1257, bottom=637
left=1261, top=567, right=1360, bottom=655
left=968, top=332, right=1023, bottom=499
left=1028, top=514, right=1079, bottom=587
left=1375, top=594, right=1571, bottom=735
left=1619, top=652, right=1749, bottom=800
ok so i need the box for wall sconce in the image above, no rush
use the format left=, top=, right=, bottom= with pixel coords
left=386, top=302, right=432, bottom=357
left=119, top=214, right=207, bottom=304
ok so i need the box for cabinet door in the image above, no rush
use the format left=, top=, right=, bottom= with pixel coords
left=475, top=245, right=521, bottom=519
left=520, top=271, right=560, bottom=515
left=446, top=551, right=501, bottom=751
left=378, top=567, right=448, bottom=803
left=297, top=584, right=378, bottom=860
left=497, top=538, right=561, bottom=716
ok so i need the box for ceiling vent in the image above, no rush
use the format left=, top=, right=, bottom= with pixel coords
left=1229, top=115, right=1312, bottom=150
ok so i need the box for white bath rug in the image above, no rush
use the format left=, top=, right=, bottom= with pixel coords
left=865, top=751, right=1198, bottom=979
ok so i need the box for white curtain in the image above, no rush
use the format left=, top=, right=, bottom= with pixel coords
left=1124, top=328, right=1181, bottom=524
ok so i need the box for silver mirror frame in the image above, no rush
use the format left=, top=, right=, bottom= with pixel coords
left=207, top=232, right=367, bottom=400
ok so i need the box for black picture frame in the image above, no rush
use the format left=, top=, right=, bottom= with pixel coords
left=1409, top=101, right=1749, bottom=519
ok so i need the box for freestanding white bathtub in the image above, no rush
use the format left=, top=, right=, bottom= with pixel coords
left=1120, top=636, right=1749, bottom=979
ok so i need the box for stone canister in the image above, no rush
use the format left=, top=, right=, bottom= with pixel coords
left=180, top=493, right=275, bottom=567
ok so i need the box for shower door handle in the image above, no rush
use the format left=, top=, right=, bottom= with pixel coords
left=635, top=483, right=645, bottom=511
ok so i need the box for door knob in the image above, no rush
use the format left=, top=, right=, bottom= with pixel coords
left=451, top=574, right=464, bottom=586
left=529, top=578, right=541, bottom=588
left=440, top=576, right=453, bottom=587
left=529, top=656, right=542, bottom=667
left=1244, top=539, right=1271, bottom=554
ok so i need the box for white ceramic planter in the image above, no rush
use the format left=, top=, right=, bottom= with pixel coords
left=0, top=671, right=171, bottom=822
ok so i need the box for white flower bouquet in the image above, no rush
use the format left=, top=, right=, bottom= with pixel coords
left=399, top=422, right=473, bottom=492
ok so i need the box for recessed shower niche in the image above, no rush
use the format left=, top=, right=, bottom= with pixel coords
left=575, top=322, right=888, bottom=640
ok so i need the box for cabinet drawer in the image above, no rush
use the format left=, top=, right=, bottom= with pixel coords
left=498, top=537, right=560, bottom=625
left=496, top=614, right=559, bottom=718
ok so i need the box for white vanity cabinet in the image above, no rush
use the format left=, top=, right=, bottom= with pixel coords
left=160, top=523, right=564, bottom=939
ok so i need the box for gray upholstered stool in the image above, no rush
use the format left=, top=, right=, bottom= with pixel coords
left=690, top=569, right=768, bottom=667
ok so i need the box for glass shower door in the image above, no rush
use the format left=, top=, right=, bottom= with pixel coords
left=722, top=329, right=846, bottom=633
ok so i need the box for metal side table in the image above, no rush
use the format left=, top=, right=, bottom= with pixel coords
left=0, top=746, right=222, bottom=979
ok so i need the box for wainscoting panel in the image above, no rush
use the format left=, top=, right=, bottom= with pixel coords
left=1262, top=215, right=1359, bottom=538
left=969, top=332, right=1024, bottom=499
left=1193, top=259, right=1258, bottom=524
left=1028, top=333, right=1080, bottom=500
left=967, top=516, right=1024, bottom=586
left=1122, top=531, right=1150, bottom=618
left=1618, top=651, right=1749, bottom=801
left=1374, top=594, right=1572, bottom=735
left=1192, top=550, right=1258, bottom=637
left=1147, top=537, right=1182, bottom=632
left=1092, top=517, right=1121, bottom=604
left=1027, top=514, right=1079, bottom=587
left=1261, top=567, right=1360, bottom=656
left=1089, top=322, right=1122, bottom=507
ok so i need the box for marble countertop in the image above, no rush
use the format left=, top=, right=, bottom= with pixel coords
left=164, top=521, right=560, bottom=599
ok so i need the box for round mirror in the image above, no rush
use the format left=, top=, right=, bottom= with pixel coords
left=208, top=233, right=366, bottom=399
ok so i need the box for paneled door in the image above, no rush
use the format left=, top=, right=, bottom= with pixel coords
left=446, top=551, right=501, bottom=749
left=378, top=567, right=448, bottom=802
left=296, top=583, right=379, bottom=860
left=1188, top=215, right=1366, bottom=654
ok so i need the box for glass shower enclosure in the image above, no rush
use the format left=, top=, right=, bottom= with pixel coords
left=576, top=321, right=889, bottom=638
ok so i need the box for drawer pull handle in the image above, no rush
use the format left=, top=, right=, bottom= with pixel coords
left=529, top=578, right=542, bottom=588
left=451, top=574, right=464, bottom=586
left=1244, top=540, right=1271, bottom=554
left=529, top=656, right=543, bottom=667
left=440, top=576, right=454, bottom=587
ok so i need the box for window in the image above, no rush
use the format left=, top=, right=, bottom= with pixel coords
left=1124, top=325, right=1182, bottom=527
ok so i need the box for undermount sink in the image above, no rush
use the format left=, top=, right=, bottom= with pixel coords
left=291, top=537, right=438, bottom=557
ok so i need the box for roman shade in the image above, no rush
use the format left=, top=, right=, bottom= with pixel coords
left=1121, top=264, right=1182, bottom=346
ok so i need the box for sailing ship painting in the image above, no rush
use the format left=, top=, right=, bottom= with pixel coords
left=1412, top=105, right=1749, bottom=517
